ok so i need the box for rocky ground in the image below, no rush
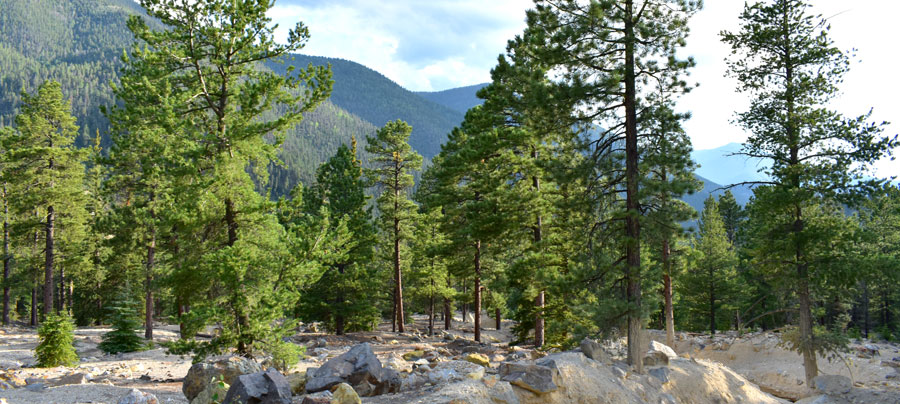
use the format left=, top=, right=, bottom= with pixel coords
left=0, top=315, right=897, bottom=403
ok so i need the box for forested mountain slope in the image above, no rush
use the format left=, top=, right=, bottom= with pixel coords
left=416, top=83, right=489, bottom=114
left=268, top=55, right=465, bottom=158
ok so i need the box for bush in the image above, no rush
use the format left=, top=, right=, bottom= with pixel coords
left=260, top=338, right=305, bottom=372
left=35, top=313, right=78, bottom=367
left=98, top=291, right=146, bottom=354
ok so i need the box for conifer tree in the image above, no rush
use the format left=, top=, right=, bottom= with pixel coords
left=5, top=81, right=89, bottom=319
left=0, top=127, right=11, bottom=325
left=299, top=143, right=378, bottom=335
left=518, top=0, right=701, bottom=369
left=722, top=0, right=896, bottom=383
left=366, top=120, right=423, bottom=333
left=680, top=196, right=737, bottom=335
left=124, top=0, right=332, bottom=355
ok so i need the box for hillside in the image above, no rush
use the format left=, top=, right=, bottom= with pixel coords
left=692, top=142, right=770, bottom=187
left=416, top=83, right=489, bottom=114
left=268, top=55, right=466, bottom=158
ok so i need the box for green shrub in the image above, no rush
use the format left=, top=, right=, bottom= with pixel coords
left=98, top=291, right=146, bottom=354
left=261, top=338, right=305, bottom=372
left=35, top=313, right=79, bottom=367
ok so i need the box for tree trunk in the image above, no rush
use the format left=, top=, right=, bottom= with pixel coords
left=462, top=280, right=467, bottom=324
left=535, top=292, right=545, bottom=347
left=663, top=237, right=674, bottom=347
left=394, top=215, right=404, bottom=333
left=797, top=265, right=818, bottom=386
left=30, top=287, right=37, bottom=326
left=59, top=264, right=65, bottom=313
left=623, top=0, right=643, bottom=374
left=145, top=222, right=156, bottom=340
left=429, top=281, right=435, bottom=336
left=862, top=281, right=869, bottom=339
left=496, top=307, right=501, bottom=331
left=709, top=266, right=716, bottom=336
left=474, top=241, right=482, bottom=343
left=444, top=273, right=452, bottom=330
left=337, top=264, right=346, bottom=336
left=3, top=193, right=10, bottom=325
left=44, top=205, right=55, bottom=317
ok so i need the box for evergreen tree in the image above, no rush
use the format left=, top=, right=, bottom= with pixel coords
left=123, top=0, right=332, bottom=356
left=0, top=126, right=11, bottom=325
left=722, top=0, right=897, bottom=384
left=98, top=289, right=145, bottom=354
left=717, top=190, right=745, bottom=247
left=516, top=0, right=701, bottom=369
left=299, top=143, right=378, bottom=334
left=679, top=196, right=737, bottom=335
left=4, top=81, right=89, bottom=319
left=35, top=312, right=78, bottom=367
left=365, top=120, right=423, bottom=333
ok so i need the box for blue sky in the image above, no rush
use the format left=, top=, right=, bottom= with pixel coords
left=269, top=0, right=898, bottom=175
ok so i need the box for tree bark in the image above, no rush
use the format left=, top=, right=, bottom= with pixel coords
left=59, top=264, right=65, bottom=313
left=623, top=0, right=643, bottom=374
left=44, top=205, right=55, bottom=317
left=30, top=287, right=37, bottom=326
left=429, top=278, right=435, bottom=336
left=145, top=220, right=156, bottom=340
left=663, top=237, right=674, bottom=347
left=709, top=265, right=716, bottom=336
left=3, top=191, right=10, bottom=325
left=531, top=146, right=545, bottom=348
left=394, top=216, right=404, bottom=333
left=444, top=273, right=452, bottom=330
left=496, top=307, right=501, bottom=331
left=474, top=241, right=482, bottom=343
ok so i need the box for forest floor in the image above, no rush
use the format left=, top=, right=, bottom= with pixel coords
left=0, top=316, right=897, bottom=403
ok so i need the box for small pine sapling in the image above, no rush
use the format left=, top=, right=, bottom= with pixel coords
left=35, top=313, right=78, bottom=367
left=99, top=291, right=145, bottom=354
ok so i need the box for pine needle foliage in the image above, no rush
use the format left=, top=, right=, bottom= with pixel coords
left=98, top=290, right=145, bottom=354
left=35, top=313, right=78, bottom=367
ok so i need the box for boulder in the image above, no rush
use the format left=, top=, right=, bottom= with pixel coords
left=0, top=370, right=25, bottom=390
left=183, top=356, right=262, bottom=401
left=305, top=343, right=400, bottom=396
left=580, top=338, right=611, bottom=364
left=498, top=361, right=559, bottom=394
left=812, top=374, right=852, bottom=395
left=222, top=368, right=291, bottom=404
left=117, top=389, right=159, bottom=404
left=649, top=367, right=671, bottom=384
left=51, top=372, right=89, bottom=386
left=332, top=383, right=362, bottom=404
left=465, top=353, right=491, bottom=368
left=190, top=378, right=229, bottom=404
left=299, top=391, right=332, bottom=404
left=643, top=341, right=677, bottom=367
left=402, top=350, right=425, bottom=361
left=286, top=371, right=307, bottom=395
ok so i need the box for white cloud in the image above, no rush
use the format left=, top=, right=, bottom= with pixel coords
left=268, top=0, right=897, bottom=177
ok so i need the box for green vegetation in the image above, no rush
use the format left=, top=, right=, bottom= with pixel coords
left=0, top=0, right=896, bottom=384
left=35, top=313, right=78, bottom=367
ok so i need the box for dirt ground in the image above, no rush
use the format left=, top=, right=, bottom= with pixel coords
left=0, top=313, right=515, bottom=404
left=1, top=316, right=898, bottom=404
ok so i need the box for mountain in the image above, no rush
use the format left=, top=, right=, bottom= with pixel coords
left=267, top=55, right=466, bottom=159
left=416, top=83, right=489, bottom=114
left=691, top=142, right=769, bottom=187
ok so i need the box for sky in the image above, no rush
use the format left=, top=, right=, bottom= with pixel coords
left=269, top=0, right=898, bottom=175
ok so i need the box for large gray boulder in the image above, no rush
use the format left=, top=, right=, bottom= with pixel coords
left=498, top=360, right=560, bottom=394
left=643, top=341, right=677, bottom=367
left=183, top=356, right=262, bottom=401
left=580, top=338, right=611, bottom=364
left=305, top=343, right=400, bottom=396
left=223, top=368, right=291, bottom=404
left=812, top=374, right=852, bottom=395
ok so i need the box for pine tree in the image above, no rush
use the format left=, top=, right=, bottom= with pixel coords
left=35, top=312, right=78, bottom=367
left=517, top=0, right=701, bottom=369
left=123, top=0, right=332, bottom=356
left=722, top=0, right=897, bottom=384
left=0, top=126, right=12, bottom=325
left=679, top=196, right=737, bottom=335
left=365, top=120, right=423, bottom=333
left=299, top=143, right=378, bottom=335
left=99, top=289, right=145, bottom=354
left=5, top=81, right=89, bottom=320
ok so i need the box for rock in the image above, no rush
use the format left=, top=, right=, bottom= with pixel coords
left=0, top=370, right=25, bottom=390
left=643, top=341, right=677, bottom=367
left=0, top=360, right=22, bottom=369
left=287, top=371, right=307, bottom=395
left=648, top=367, right=671, bottom=384
left=190, top=378, right=229, bottom=404
left=317, top=338, right=328, bottom=348
left=467, top=367, right=486, bottom=380
left=612, top=366, right=627, bottom=379
left=465, top=353, right=491, bottom=368
left=183, top=355, right=262, bottom=401
left=795, top=395, right=851, bottom=404
left=117, top=389, right=159, bottom=404
left=299, top=390, right=332, bottom=404
left=580, top=338, right=611, bottom=364
left=305, top=343, right=400, bottom=397
left=498, top=361, right=559, bottom=394
left=403, top=350, right=425, bottom=361
left=331, top=383, right=361, bottom=404
left=222, top=368, right=291, bottom=404
left=813, top=374, right=852, bottom=395
left=24, top=383, right=46, bottom=392
left=659, top=393, right=677, bottom=404
left=51, top=372, right=89, bottom=386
